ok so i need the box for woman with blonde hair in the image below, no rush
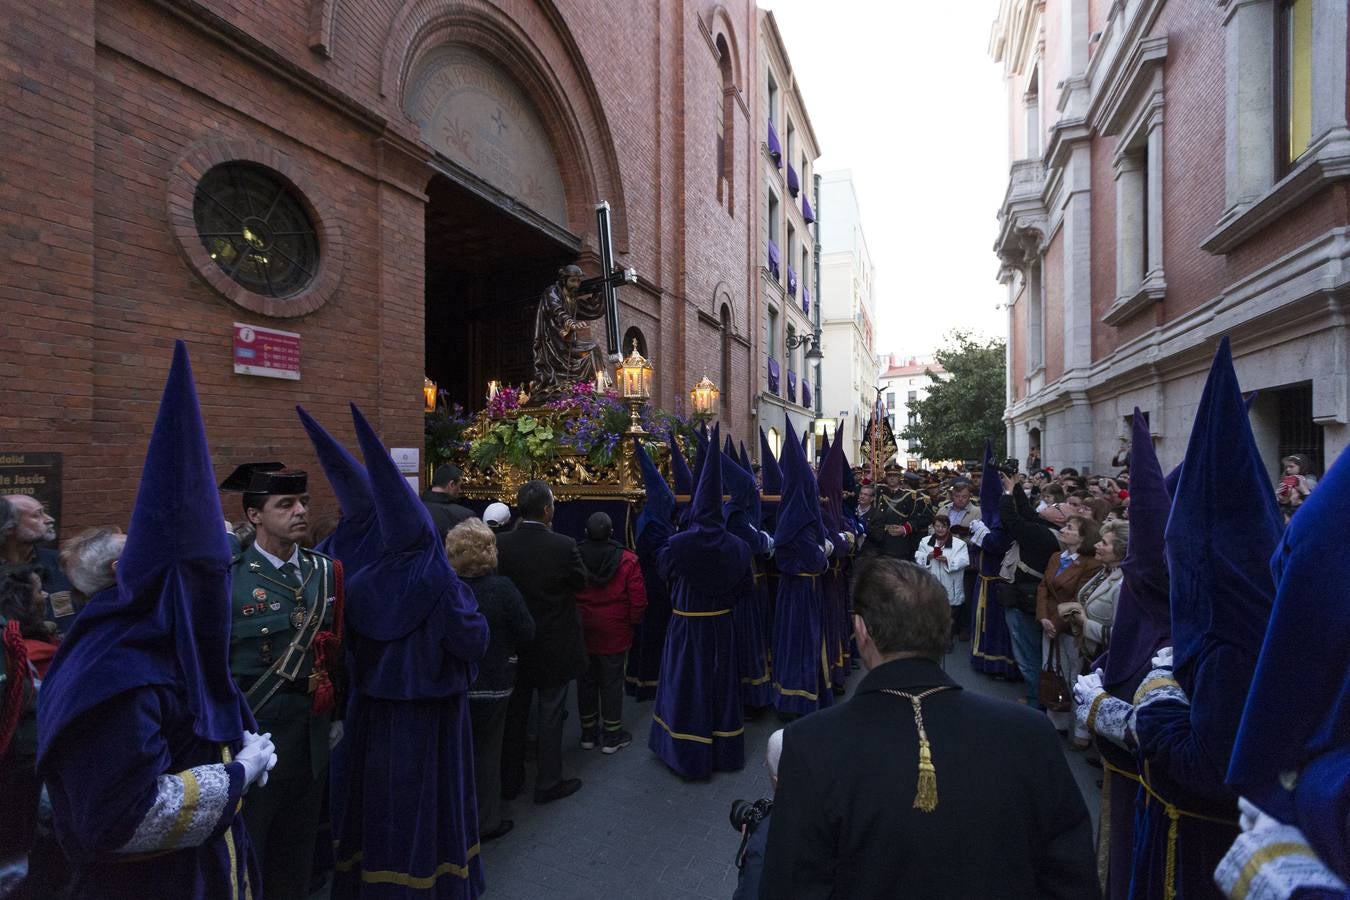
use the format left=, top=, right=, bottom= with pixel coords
left=445, top=517, right=534, bottom=842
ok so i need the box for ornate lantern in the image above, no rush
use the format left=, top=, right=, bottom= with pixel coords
left=618, top=340, right=654, bottom=433
left=423, top=376, right=438, bottom=413
left=689, top=374, right=720, bottom=419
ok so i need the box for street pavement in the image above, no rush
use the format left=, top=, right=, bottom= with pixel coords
left=473, top=639, right=1103, bottom=900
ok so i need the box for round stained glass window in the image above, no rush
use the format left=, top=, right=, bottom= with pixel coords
left=193, top=163, right=319, bottom=298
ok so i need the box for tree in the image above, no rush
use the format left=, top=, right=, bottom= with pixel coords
left=900, top=331, right=1007, bottom=463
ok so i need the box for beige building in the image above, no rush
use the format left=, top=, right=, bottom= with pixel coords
left=878, top=355, right=949, bottom=469
left=818, top=170, right=876, bottom=456
left=754, top=9, right=822, bottom=461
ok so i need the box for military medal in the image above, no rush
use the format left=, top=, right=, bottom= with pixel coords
left=242, top=604, right=255, bottom=616
left=270, top=601, right=282, bottom=611
left=252, top=588, right=267, bottom=602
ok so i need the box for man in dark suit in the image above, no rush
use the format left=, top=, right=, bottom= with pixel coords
left=761, top=556, right=1097, bottom=899
left=420, top=463, right=474, bottom=540
left=496, top=479, right=588, bottom=804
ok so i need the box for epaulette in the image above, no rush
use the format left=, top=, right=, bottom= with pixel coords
left=300, top=546, right=336, bottom=569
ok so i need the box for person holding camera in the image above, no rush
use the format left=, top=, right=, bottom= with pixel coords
left=997, top=469, right=1064, bottom=707
left=730, top=729, right=782, bottom=900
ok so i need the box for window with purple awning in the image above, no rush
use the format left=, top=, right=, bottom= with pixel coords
left=767, top=240, right=781, bottom=279
left=787, top=370, right=797, bottom=403
left=802, top=283, right=811, bottom=315
left=766, top=119, right=783, bottom=169
left=802, top=378, right=812, bottom=408
left=787, top=265, right=797, bottom=297
left=767, top=356, right=780, bottom=394
left=787, top=164, right=800, bottom=197
left=802, top=194, right=816, bottom=224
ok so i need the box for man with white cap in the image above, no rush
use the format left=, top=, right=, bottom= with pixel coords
left=483, top=502, right=512, bottom=534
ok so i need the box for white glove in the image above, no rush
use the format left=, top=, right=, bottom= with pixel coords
left=760, top=531, right=776, bottom=555
left=1214, top=798, right=1346, bottom=898
left=823, top=539, right=834, bottom=558
left=236, top=731, right=278, bottom=789
left=1151, top=647, right=1173, bottom=670
left=328, top=720, right=345, bottom=751
left=1073, top=670, right=1104, bottom=709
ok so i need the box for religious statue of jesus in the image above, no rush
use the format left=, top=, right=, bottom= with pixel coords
left=531, top=264, right=608, bottom=399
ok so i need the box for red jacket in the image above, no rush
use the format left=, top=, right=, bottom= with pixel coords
left=574, top=550, right=648, bottom=655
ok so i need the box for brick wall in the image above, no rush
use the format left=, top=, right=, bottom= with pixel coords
left=0, top=0, right=763, bottom=532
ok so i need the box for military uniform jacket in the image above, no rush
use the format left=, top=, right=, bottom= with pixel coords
left=866, top=488, right=935, bottom=559
left=229, top=543, right=338, bottom=779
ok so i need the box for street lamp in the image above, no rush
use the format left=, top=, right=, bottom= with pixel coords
left=423, top=376, right=439, bottom=413
left=618, top=340, right=654, bottom=433
left=689, top=374, right=720, bottom=420
left=787, top=332, right=823, bottom=363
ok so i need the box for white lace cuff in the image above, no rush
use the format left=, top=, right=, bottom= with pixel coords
left=1133, top=665, right=1187, bottom=709
left=1215, top=829, right=1346, bottom=900
left=116, top=764, right=233, bottom=853
left=1089, top=695, right=1134, bottom=748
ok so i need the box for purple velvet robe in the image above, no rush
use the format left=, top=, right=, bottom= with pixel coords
left=41, top=685, right=256, bottom=899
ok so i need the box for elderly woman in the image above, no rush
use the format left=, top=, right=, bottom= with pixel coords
left=1059, top=520, right=1128, bottom=744
left=445, top=518, right=535, bottom=843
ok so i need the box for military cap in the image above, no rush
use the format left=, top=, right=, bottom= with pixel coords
left=219, top=462, right=308, bottom=495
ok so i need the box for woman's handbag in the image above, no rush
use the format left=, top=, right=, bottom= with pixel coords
left=1038, top=639, right=1073, bottom=712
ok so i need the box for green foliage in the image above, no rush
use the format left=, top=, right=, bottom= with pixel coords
left=899, top=330, right=1007, bottom=462
left=469, top=417, right=558, bottom=471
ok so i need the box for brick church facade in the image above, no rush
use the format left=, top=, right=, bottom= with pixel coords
left=2, top=0, right=780, bottom=532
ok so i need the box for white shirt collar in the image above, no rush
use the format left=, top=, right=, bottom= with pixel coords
left=254, top=542, right=301, bottom=571
left=1062, top=551, right=1079, bottom=563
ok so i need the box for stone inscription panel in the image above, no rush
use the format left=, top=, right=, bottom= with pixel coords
left=406, top=45, right=569, bottom=227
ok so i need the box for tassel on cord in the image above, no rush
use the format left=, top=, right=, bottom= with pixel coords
left=883, top=686, right=954, bottom=814
left=310, top=558, right=345, bottom=716
left=1, top=619, right=32, bottom=761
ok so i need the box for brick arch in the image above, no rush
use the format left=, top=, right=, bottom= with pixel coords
left=708, top=5, right=744, bottom=92
left=712, top=281, right=739, bottom=335
left=379, top=0, right=628, bottom=250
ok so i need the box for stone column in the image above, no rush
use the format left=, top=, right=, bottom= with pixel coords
left=1223, top=0, right=1276, bottom=210
left=1114, top=155, right=1146, bottom=298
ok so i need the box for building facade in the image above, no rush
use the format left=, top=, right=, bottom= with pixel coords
left=877, top=355, right=948, bottom=469
left=818, top=170, right=876, bottom=458
left=754, top=9, right=822, bottom=462
left=2, top=0, right=784, bottom=531
left=992, top=0, right=1350, bottom=478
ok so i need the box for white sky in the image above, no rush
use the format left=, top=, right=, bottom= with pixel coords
left=762, top=0, right=1010, bottom=361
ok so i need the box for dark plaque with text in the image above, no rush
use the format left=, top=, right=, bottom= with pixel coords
left=0, top=452, right=63, bottom=540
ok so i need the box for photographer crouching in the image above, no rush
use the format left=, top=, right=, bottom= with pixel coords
left=731, top=729, right=782, bottom=900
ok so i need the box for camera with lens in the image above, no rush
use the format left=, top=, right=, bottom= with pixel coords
left=997, top=458, right=1021, bottom=477
left=730, top=797, right=774, bottom=868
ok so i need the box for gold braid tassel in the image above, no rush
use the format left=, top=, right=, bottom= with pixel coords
left=883, top=686, right=954, bottom=814
left=914, top=739, right=938, bottom=813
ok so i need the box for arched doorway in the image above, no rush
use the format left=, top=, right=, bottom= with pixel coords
left=408, top=45, right=582, bottom=409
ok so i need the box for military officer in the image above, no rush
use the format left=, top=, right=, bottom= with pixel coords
left=866, top=463, right=934, bottom=561
left=220, top=462, right=342, bottom=900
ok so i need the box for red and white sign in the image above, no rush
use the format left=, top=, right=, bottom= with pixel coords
left=233, top=323, right=301, bottom=380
